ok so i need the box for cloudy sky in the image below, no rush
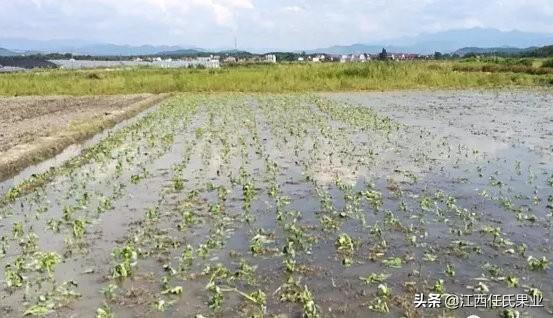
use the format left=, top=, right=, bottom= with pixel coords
left=2, top=0, right=553, bottom=50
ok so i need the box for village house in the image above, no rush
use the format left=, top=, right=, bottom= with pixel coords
left=223, top=56, right=237, bottom=64
left=265, top=54, right=277, bottom=63
left=340, top=53, right=371, bottom=63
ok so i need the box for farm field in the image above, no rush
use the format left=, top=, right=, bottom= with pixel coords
left=0, top=91, right=552, bottom=318
left=0, top=94, right=168, bottom=181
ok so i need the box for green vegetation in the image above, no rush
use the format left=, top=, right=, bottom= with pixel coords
left=1, top=61, right=552, bottom=96
left=525, top=44, right=553, bottom=57
left=542, top=58, right=553, bottom=68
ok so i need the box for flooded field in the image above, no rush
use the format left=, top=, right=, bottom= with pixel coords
left=0, top=91, right=552, bottom=318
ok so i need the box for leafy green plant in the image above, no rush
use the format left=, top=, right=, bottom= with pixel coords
left=382, top=257, right=403, bottom=268
left=112, top=244, right=138, bottom=278
left=96, top=304, right=114, bottom=318
left=527, top=256, right=549, bottom=271
left=359, top=273, right=391, bottom=285
left=37, top=252, right=61, bottom=276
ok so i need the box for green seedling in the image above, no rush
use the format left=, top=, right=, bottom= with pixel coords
left=382, top=257, right=403, bottom=268
left=527, top=256, right=549, bottom=271
left=377, top=284, right=392, bottom=297
left=359, top=273, right=391, bottom=285
left=162, top=286, right=183, bottom=295
left=335, top=233, right=355, bottom=253
left=24, top=302, right=55, bottom=317
left=433, top=279, right=445, bottom=294
left=73, top=219, right=86, bottom=238
left=101, top=284, right=118, bottom=300
left=445, top=264, right=456, bottom=277
left=506, top=275, right=519, bottom=288
left=96, top=304, right=114, bottom=318
left=500, top=309, right=520, bottom=318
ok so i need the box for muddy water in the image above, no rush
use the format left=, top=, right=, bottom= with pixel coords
left=1, top=92, right=552, bottom=318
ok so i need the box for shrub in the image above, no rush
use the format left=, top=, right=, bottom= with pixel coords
left=541, top=59, right=553, bottom=68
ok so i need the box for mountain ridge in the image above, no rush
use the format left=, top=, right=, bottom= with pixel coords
left=0, top=47, right=18, bottom=56
left=306, top=27, right=553, bottom=55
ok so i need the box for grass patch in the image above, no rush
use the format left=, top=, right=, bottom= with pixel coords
left=1, top=61, right=551, bottom=96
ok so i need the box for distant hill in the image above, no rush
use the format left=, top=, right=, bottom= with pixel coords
left=156, top=49, right=256, bottom=58
left=3, top=28, right=553, bottom=57
left=306, top=44, right=385, bottom=55
left=526, top=45, right=553, bottom=57
left=452, top=44, right=553, bottom=57
left=0, top=38, right=199, bottom=56
left=0, top=56, right=57, bottom=69
left=0, top=47, right=18, bottom=56
left=71, top=44, right=190, bottom=56
left=454, top=47, right=532, bottom=56
left=307, top=28, right=553, bottom=55
left=157, top=49, right=204, bottom=56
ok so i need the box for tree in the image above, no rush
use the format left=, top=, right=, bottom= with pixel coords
left=378, top=48, right=388, bottom=60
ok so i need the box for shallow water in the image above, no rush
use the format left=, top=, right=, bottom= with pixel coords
left=1, top=92, right=552, bottom=318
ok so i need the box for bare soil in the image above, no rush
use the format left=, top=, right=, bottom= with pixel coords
left=0, top=94, right=169, bottom=180
left=0, top=95, right=150, bottom=152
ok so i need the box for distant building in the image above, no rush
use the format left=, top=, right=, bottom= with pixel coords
left=309, top=54, right=326, bottom=63
left=223, top=56, right=237, bottom=64
left=340, top=53, right=371, bottom=63
left=398, top=53, right=419, bottom=60
left=265, top=54, right=277, bottom=63
left=185, top=56, right=220, bottom=68
left=298, top=57, right=305, bottom=62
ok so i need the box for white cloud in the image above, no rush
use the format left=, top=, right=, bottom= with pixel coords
left=1, top=0, right=553, bottom=50
left=283, top=5, right=304, bottom=13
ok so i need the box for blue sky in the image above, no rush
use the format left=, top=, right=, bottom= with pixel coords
left=2, top=0, right=553, bottom=50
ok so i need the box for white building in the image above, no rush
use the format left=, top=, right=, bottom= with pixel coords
left=340, top=53, right=371, bottom=63
left=223, top=56, right=237, bottom=64
left=185, top=56, right=221, bottom=68
left=265, top=54, right=277, bottom=63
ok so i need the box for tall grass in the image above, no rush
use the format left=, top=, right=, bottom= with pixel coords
left=542, top=59, right=553, bottom=68
left=0, top=61, right=550, bottom=96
